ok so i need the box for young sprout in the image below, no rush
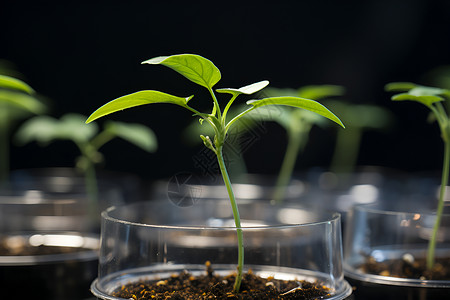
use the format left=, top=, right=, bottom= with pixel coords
left=86, top=54, right=344, bottom=293
left=254, top=85, right=345, bottom=203
left=386, top=82, right=450, bottom=270
left=0, top=73, right=46, bottom=185
left=15, top=113, right=157, bottom=224
left=325, top=101, right=393, bottom=176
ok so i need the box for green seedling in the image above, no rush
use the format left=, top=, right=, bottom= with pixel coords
left=0, top=73, right=46, bottom=185
left=326, top=101, right=393, bottom=176
left=86, top=54, right=344, bottom=293
left=386, top=82, right=450, bottom=270
left=15, top=113, right=157, bottom=223
left=254, top=85, right=345, bottom=203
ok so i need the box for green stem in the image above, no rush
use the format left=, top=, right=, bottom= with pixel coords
left=273, top=127, right=309, bottom=203
left=216, top=146, right=244, bottom=293
left=84, top=160, right=99, bottom=229
left=90, top=130, right=114, bottom=150
left=427, top=139, right=450, bottom=269
left=209, top=88, right=222, bottom=120
left=329, top=127, right=362, bottom=175
left=222, top=94, right=239, bottom=122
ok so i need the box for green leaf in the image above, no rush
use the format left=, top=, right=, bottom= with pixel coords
left=326, top=100, right=393, bottom=130
left=0, top=74, right=34, bottom=94
left=86, top=90, right=193, bottom=123
left=142, top=54, right=221, bottom=89
left=0, top=90, right=46, bottom=114
left=297, top=85, right=345, bottom=100
left=216, top=80, right=270, bottom=96
left=104, top=121, right=158, bottom=152
left=385, top=82, right=417, bottom=92
left=391, top=93, right=444, bottom=107
left=263, top=85, right=344, bottom=100
left=247, top=96, right=345, bottom=128
left=15, top=114, right=98, bottom=145
left=409, top=86, right=446, bottom=97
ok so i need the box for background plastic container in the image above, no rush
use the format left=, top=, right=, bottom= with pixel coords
left=344, top=202, right=450, bottom=300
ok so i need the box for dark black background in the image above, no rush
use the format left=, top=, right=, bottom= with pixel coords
left=2, top=1, right=450, bottom=181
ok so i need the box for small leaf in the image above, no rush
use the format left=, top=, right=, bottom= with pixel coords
left=0, top=90, right=46, bottom=114
left=385, top=82, right=417, bottom=92
left=86, top=90, right=193, bottom=123
left=0, top=74, right=34, bottom=94
left=15, top=114, right=98, bottom=145
left=216, top=80, right=270, bottom=96
left=297, top=85, right=345, bottom=100
left=409, top=86, right=446, bottom=97
left=392, top=93, right=444, bottom=107
left=104, top=121, right=158, bottom=152
left=247, top=97, right=345, bottom=128
left=142, top=54, right=221, bottom=89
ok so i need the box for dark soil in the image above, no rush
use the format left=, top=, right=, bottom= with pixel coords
left=359, top=255, right=450, bottom=280
left=113, top=262, right=332, bottom=300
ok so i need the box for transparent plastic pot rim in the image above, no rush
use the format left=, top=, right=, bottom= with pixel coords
left=102, top=200, right=342, bottom=230
left=345, top=263, right=450, bottom=288
left=91, top=264, right=353, bottom=300
left=0, top=232, right=99, bottom=265
left=352, top=202, right=450, bottom=217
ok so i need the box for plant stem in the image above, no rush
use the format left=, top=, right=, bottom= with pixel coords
left=216, top=145, right=244, bottom=293
left=329, top=126, right=362, bottom=175
left=84, top=160, right=99, bottom=230
left=427, top=139, right=450, bottom=269
left=273, top=126, right=310, bottom=203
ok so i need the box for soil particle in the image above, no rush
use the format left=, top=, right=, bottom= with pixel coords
left=359, top=255, right=450, bottom=280
left=112, top=263, right=332, bottom=300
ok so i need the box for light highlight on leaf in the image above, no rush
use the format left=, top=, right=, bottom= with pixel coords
left=216, top=80, right=270, bottom=96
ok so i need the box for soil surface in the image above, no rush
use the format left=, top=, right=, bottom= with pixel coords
left=359, top=255, right=450, bottom=280
left=113, top=262, right=332, bottom=299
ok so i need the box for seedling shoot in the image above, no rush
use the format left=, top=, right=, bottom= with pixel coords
left=86, top=54, right=344, bottom=293
left=386, top=82, right=450, bottom=270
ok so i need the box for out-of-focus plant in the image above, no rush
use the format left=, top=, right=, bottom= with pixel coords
left=0, top=65, right=46, bottom=185
left=232, top=85, right=345, bottom=203
left=325, top=101, right=393, bottom=175
left=15, top=113, right=157, bottom=220
left=386, top=82, right=450, bottom=271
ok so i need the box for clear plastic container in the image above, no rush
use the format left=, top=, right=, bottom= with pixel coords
left=0, top=174, right=104, bottom=299
left=344, top=202, right=450, bottom=299
left=91, top=199, right=352, bottom=299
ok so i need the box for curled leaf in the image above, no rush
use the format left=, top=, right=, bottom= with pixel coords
left=216, top=80, right=270, bottom=96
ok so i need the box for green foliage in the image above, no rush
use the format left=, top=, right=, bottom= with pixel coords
left=142, top=54, right=221, bottom=89
left=326, top=100, right=394, bottom=174
left=17, top=113, right=157, bottom=164
left=386, top=82, right=450, bottom=270
left=86, top=54, right=344, bottom=293
left=0, top=69, right=46, bottom=185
